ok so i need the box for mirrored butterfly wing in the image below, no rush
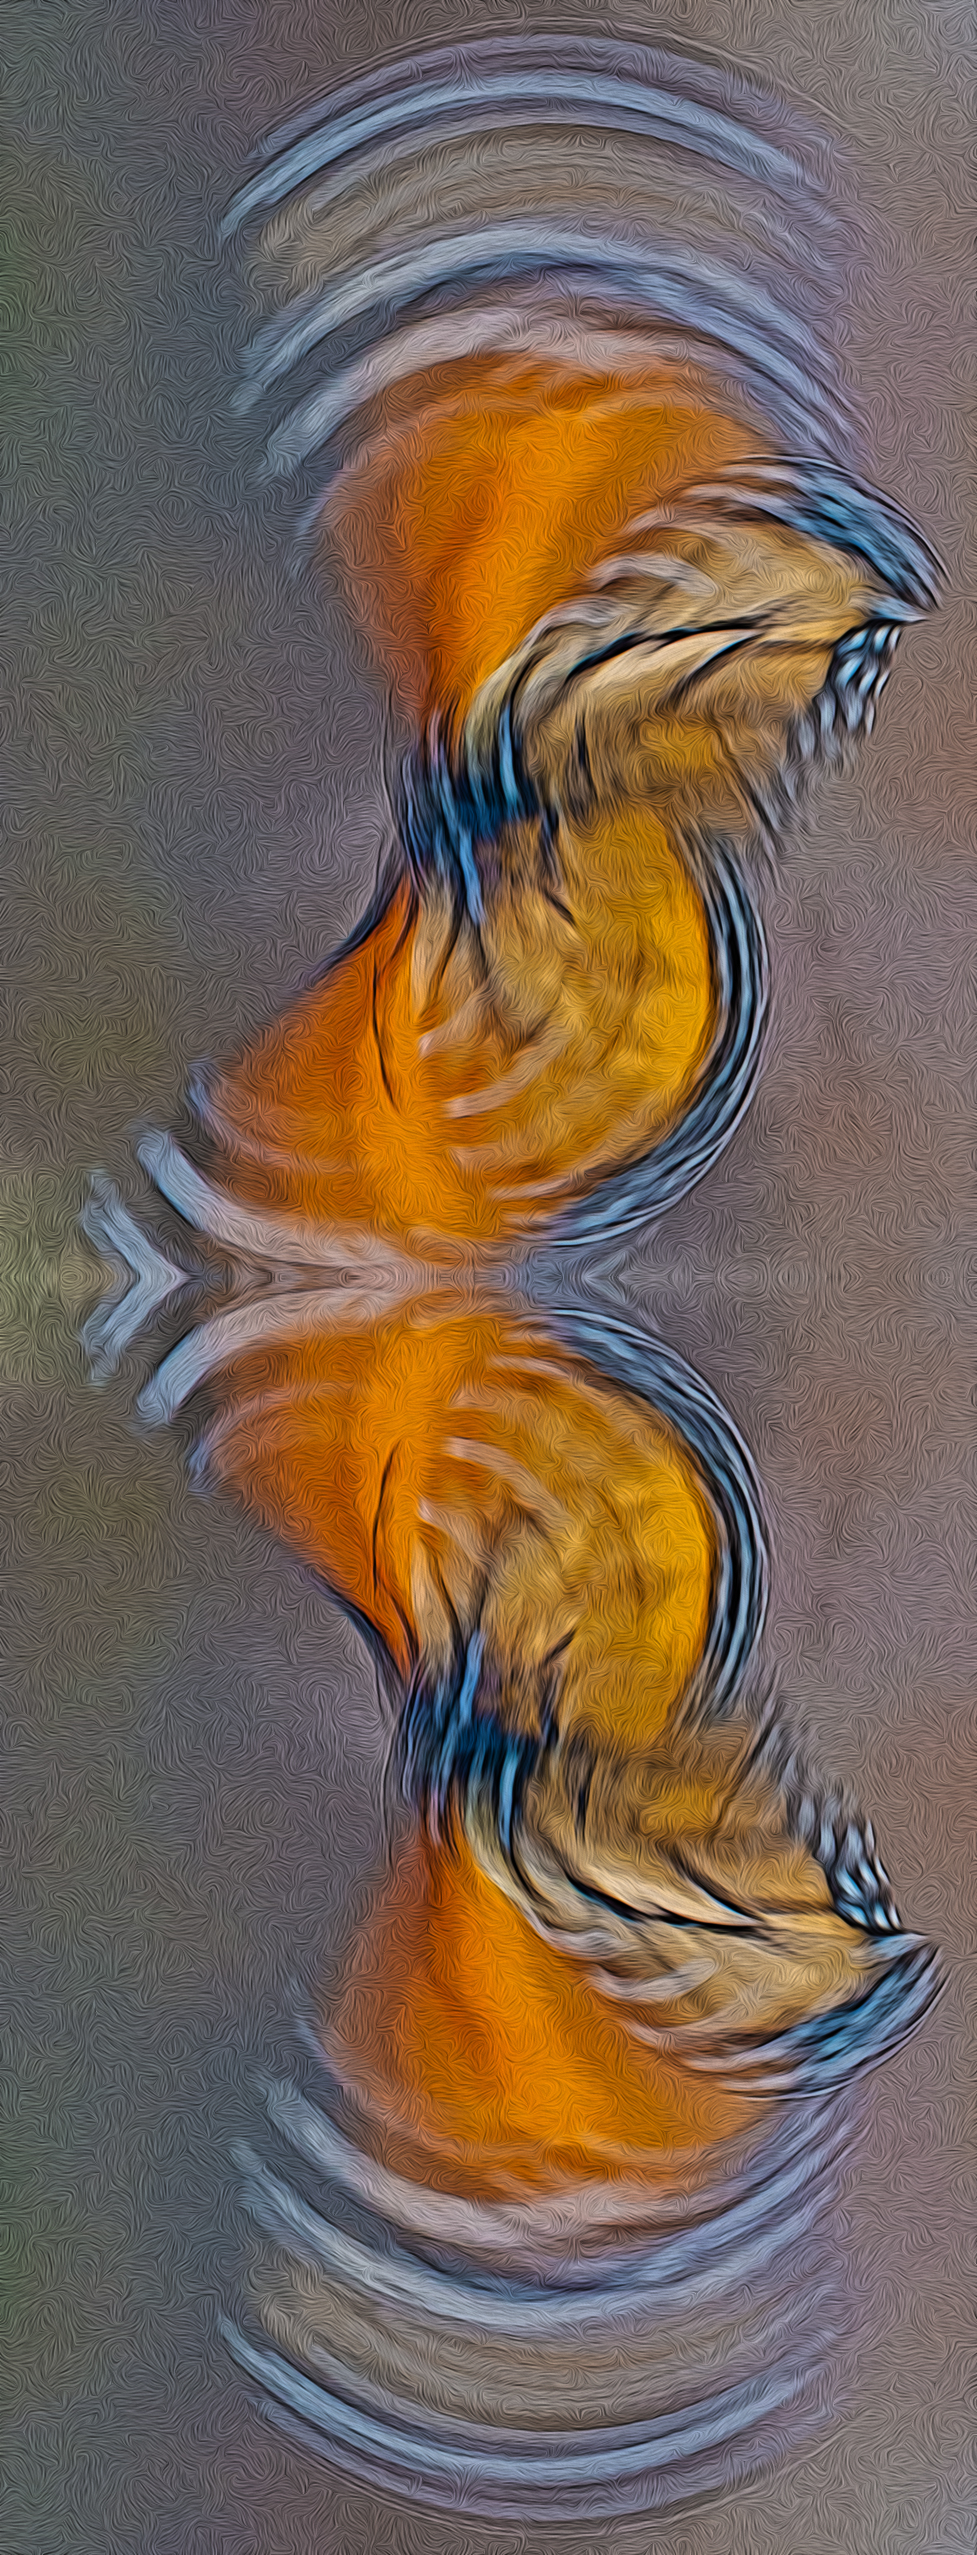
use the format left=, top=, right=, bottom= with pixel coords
left=156, top=1289, right=936, bottom=2181
left=78, top=44, right=946, bottom=2521
left=195, top=354, right=936, bottom=1253
left=215, top=60, right=939, bottom=1256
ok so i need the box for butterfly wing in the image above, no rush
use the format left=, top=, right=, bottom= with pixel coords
left=215, top=58, right=940, bottom=1259
left=322, top=359, right=760, bottom=724
left=193, top=352, right=936, bottom=1256
left=162, top=1288, right=936, bottom=2176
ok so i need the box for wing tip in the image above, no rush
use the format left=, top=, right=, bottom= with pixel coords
left=671, top=456, right=943, bottom=612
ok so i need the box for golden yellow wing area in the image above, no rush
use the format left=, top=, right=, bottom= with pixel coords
left=200, top=829, right=713, bottom=1255
left=200, top=1294, right=713, bottom=1752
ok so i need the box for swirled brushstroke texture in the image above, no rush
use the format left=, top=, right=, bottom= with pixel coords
left=131, top=1265, right=936, bottom=2517
left=85, top=32, right=942, bottom=2524
left=209, top=36, right=938, bottom=1261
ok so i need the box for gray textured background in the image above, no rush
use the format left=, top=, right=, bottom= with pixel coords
left=2, top=3, right=974, bottom=2548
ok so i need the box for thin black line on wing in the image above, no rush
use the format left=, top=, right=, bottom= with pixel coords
left=392, top=1317, right=768, bottom=1873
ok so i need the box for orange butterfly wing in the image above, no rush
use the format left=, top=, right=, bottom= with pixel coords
left=195, top=340, right=935, bottom=1255
left=168, top=1291, right=934, bottom=2190
left=323, top=358, right=759, bottom=720
left=186, top=1291, right=744, bottom=2184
